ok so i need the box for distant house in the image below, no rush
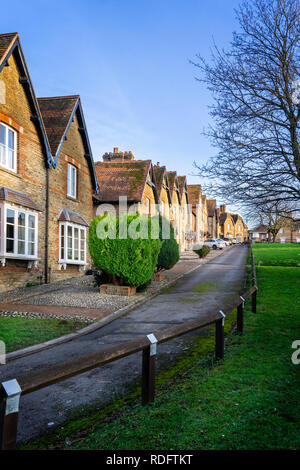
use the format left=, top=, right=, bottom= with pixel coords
left=177, top=176, right=189, bottom=251
left=153, top=164, right=171, bottom=219
left=274, top=221, right=300, bottom=243
left=231, top=214, right=248, bottom=242
left=248, top=225, right=269, bottom=242
left=94, top=149, right=158, bottom=218
left=207, top=199, right=218, bottom=238
left=166, top=171, right=182, bottom=248
left=187, top=184, right=204, bottom=244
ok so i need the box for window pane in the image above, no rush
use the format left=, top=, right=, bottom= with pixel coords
left=18, top=241, right=25, bottom=254
left=8, top=129, right=14, bottom=149
left=67, top=225, right=73, bottom=259
left=28, top=228, right=35, bottom=242
left=80, top=229, right=85, bottom=260
left=18, top=226, right=25, bottom=240
left=0, top=143, right=5, bottom=165
left=6, top=224, right=14, bottom=239
left=6, top=209, right=14, bottom=224
left=60, top=225, right=65, bottom=259
left=28, top=215, right=35, bottom=229
left=28, top=242, right=35, bottom=256
left=0, top=124, right=5, bottom=144
left=74, top=228, right=79, bottom=260
left=0, top=125, right=5, bottom=165
left=18, top=212, right=25, bottom=226
left=67, top=164, right=76, bottom=197
left=6, top=238, right=13, bottom=253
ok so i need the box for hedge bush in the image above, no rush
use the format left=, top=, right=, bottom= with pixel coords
left=193, top=245, right=211, bottom=258
left=88, top=214, right=161, bottom=287
left=155, top=215, right=179, bottom=271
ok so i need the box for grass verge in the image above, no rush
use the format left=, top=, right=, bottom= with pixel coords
left=21, top=244, right=300, bottom=450
left=0, top=317, right=88, bottom=353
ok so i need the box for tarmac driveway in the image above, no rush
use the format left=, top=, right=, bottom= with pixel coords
left=0, top=245, right=248, bottom=443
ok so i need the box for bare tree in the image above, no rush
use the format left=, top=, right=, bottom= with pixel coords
left=253, top=200, right=293, bottom=241
left=192, top=0, right=300, bottom=218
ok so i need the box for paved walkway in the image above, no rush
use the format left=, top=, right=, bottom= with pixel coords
left=0, top=245, right=248, bottom=443
left=0, top=248, right=231, bottom=320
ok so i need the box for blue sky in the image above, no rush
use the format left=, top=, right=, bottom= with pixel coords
left=1, top=0, right=241, bottom=192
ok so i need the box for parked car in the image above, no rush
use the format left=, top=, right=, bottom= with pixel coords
left=223, top=237, right=233, bottom=245
left=204, top=239, right=226, bottom=250
left=217, top=238, right=230, bottom=246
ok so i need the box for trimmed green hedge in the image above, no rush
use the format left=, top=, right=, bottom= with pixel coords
left=193, top=245, right=211, bottom=258
left=155, top=215, right=179, bottom=271
left=88, top=214, right=161, bottom=287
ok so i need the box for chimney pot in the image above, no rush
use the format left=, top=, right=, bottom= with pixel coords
left=113, top=147, right=119, bottom=153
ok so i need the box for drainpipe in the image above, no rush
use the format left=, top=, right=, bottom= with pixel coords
left=44, top=167, right=50, bottom=284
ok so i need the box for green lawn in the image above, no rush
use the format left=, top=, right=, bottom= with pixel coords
left=0, top=317, right=88, bottom=353
left=21, top=244, right=300, bottom=450
left=252, top=242, right=300, bottom=267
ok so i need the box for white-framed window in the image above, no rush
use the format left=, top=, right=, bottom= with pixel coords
left=0, top=123, right=17, bottom=172
left=145, top=197, right=150, bottom=216
left=0, top=204, right=38, bottom=266
left=59, top=222, right=86, bottom=269
left=67, top=164, right=77, bottom=198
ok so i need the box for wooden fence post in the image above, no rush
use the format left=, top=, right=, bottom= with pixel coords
left=237, top=296, right=245, bottom=334
left=0, top=379, right=21, bottom=450
left=215, top=313, right=225, bottom=360
left=142, top=334, right=157, bottom=405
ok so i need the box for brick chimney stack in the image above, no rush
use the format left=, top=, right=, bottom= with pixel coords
left=220, top=204, right=226, bottom=213
left=113, top=147, right=119, bottom=153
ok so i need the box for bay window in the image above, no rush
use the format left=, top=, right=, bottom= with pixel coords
left=0, top=123, right=17, bottom=172
left=0, top=204, right=38, bottom=266
left=59, top=221, right=86, bottom=270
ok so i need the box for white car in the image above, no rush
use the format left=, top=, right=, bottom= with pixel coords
left=204, top=239, right=226, bottom=250
left=217, top=238, right=229, bottom=246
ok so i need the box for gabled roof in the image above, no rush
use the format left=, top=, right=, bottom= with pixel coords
left=37, top=96, right=99, bottom=192
left=38, top=96, right=79, bottom=158
left=153, top=165, right=171, bottom=205
left=58, top=208, right=89, bottom=227
left=94, top=160, right=154, bottom=203
left=0, top=33, right=17, bottom=64
left=248, top=224, right=268, bottom=233
left=0, top=32, right=53, bottom=167
left=187, top=185, right=202, bottom=206
left=166, top=171, right=181, bottom=203
left=177, top=176, right=188, bottom=202
left=207, top=200, right=217, bottom=217
left=0, top=186, right=43, bottom=212
left=219, top=212, right=230, bottom=225
left=153, top=165, right=166, bottom=194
